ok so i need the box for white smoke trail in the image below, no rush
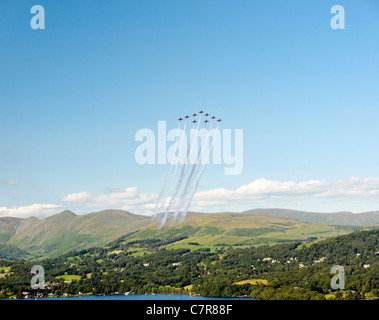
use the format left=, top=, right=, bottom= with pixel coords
left=171, top=148, right=200, bottom=223
left=151, top=121, right=182, bottom=222
left=159, top=116, right=202, bottom=228
left=152, top=119, right=187, bottom=222
left=169, top=118, right=205, bottom=223
left=162, top=119, right=187, bottom=209
left=172, top=120, right=213, bottom=223
left=178, top=123, right=220, bottom=223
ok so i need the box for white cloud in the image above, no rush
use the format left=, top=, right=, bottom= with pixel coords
left=60, top=177, right=379, bottom=216
left=316, top=177, right=379, bottom=199
left=61, top=191, right=92, bottom=203
left=61, top=187, right=157, bottom=215
left=3, top=177, right=379, bottom=219
left=1, top=180, right=19, bottom=185
left=192, top=177, right=379, bottom=204
left=0, top=204, right=62, bottom=219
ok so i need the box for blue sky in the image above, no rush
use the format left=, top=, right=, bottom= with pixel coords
left=1, top=0, right=379, bottom=218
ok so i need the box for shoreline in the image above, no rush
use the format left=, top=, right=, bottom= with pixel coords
left=3, top=293, right=255, bottom=300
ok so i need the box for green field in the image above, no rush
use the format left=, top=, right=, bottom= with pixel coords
left=120, top=213, right=365, bottom=252
left=55, top=274, right=81, bottom=281
left=0, top=266, right=10, bottom=278
left=234, top=279, right=269, bottom=285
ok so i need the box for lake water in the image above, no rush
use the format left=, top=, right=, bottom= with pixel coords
left=29, top=294, right=253, bottom=300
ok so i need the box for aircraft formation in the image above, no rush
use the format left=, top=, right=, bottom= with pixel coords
left=152, top=110, right=222, bottom=228
left=178, top=111, right=222, bottom=123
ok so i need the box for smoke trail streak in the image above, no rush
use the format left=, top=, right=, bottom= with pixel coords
left=152, top=120, right=187, bottom=222
left=171, top=149, right=200, bottom=223
left=162, top=119, right=187, bottom=209
left=172, top=120, right=213, bottom=223
left=158, top=127, right=192, bottom=227
left=178, top=123, right=220, bottom=223
left=170, top=119, right=205, bottom=223
left=151, top=121, right=182, bottom=221
left=159, top=116, right=202, bottom=227
left=181, top=121, right=214, bottom=211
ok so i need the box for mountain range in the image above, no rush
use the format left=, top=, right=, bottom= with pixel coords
left=0, top=208, right=377, bottom=260
left=0, top=210, right=149, bottom=259
left=242, top=208, right=379, bottom=225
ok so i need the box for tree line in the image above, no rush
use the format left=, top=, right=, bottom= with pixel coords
left=0, top=229, right=377, bottom=299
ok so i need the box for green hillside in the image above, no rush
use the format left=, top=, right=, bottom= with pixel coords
left=0, top=228, right=377, bottom=299
left=0, top=243, right=32, bottom=261
left=113, top=212, right=364, bottom=253
left=0, top=209, right=373, bottom=260
left=0, top=210, right=150, bottom=259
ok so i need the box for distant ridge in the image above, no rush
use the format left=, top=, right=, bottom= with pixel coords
left=0, top=209, right=149, bottom=259
left=242, top=208, right=379, bottom=225
left=55, top=210, right=77, bottom=216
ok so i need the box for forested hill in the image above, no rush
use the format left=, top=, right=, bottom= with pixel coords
left=0, top=228, right=377, bottom=299
left=203, top=228, right=379, bottom=299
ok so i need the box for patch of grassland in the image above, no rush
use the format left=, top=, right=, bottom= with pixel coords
left=56, top=274, right=81, bottom=281
left=234, top=279, right=269, bottom=285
